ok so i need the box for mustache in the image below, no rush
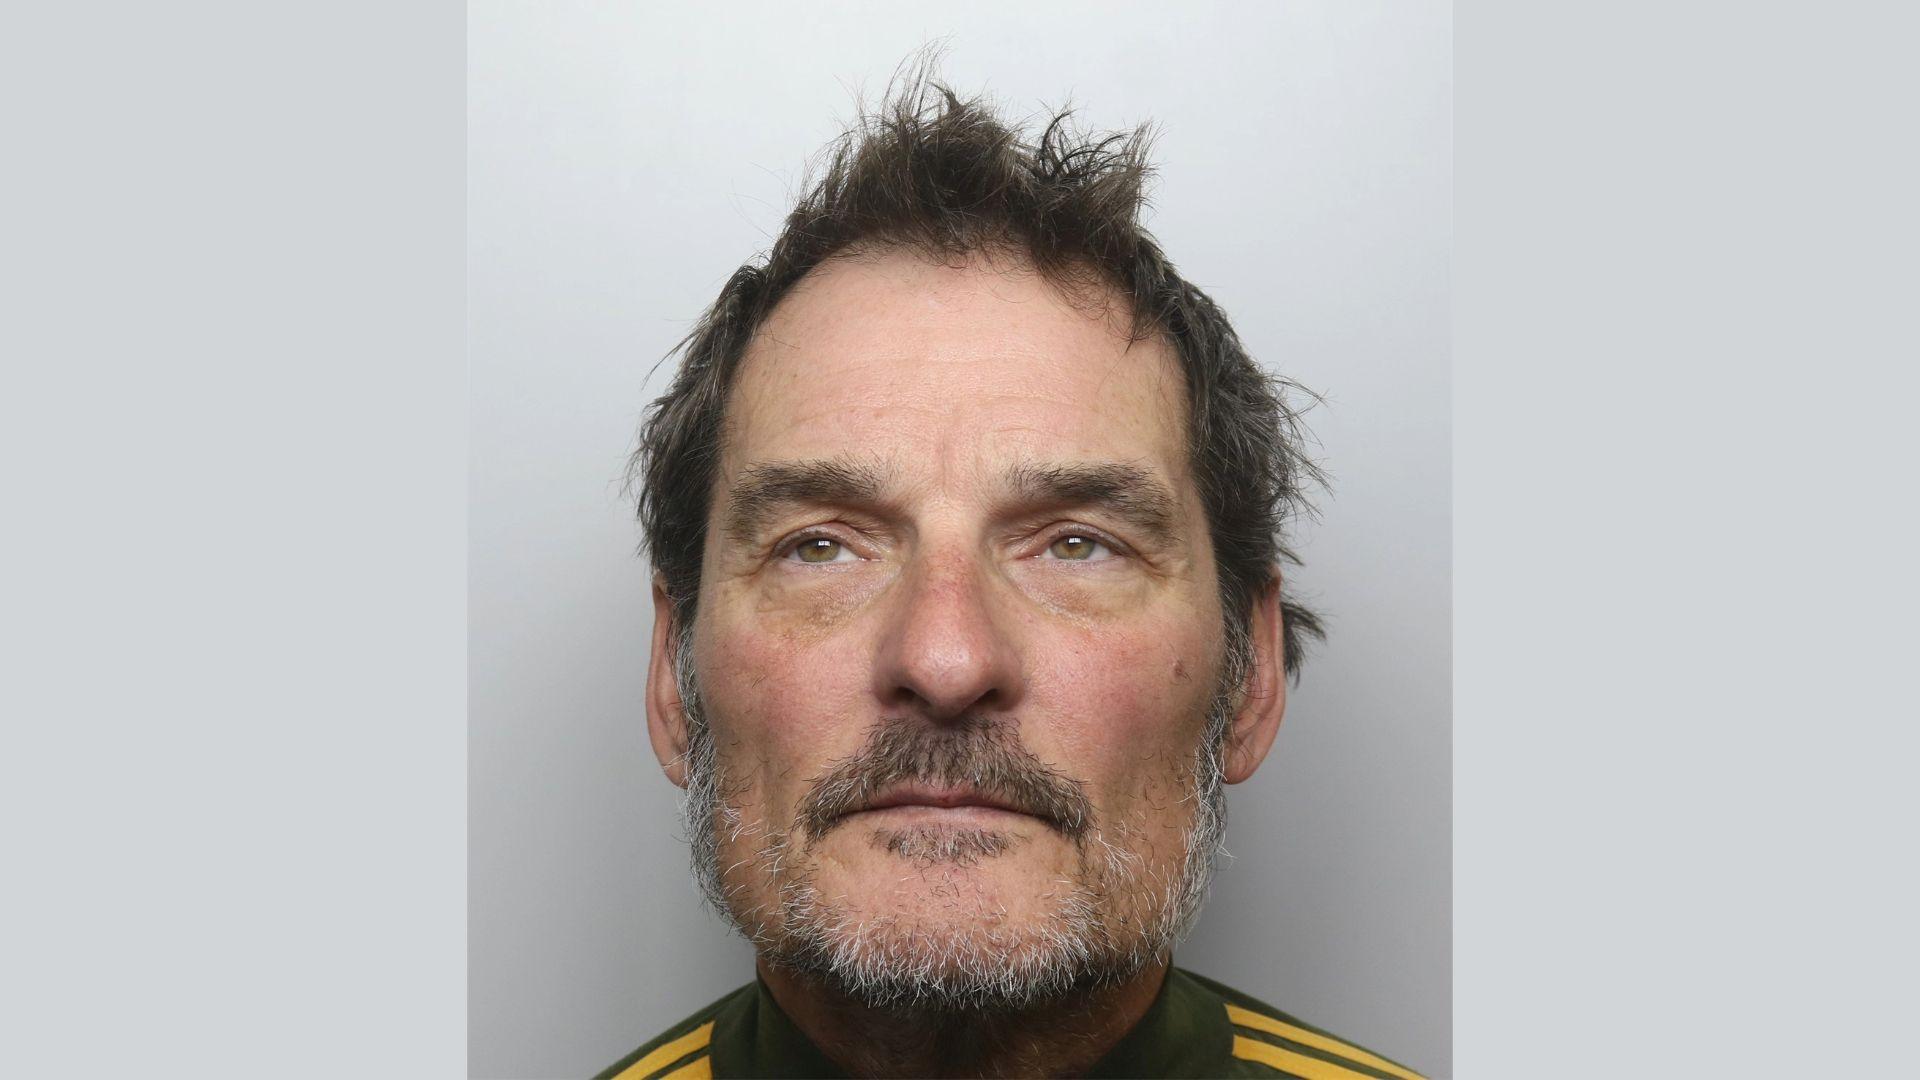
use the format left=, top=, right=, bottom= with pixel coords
left=795, top=715, right=1093, bottom=842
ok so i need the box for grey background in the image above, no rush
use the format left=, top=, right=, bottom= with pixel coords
left=15, top=3, right=1914, bottom=1079
left=469, top=3, right=1449, bottom=1077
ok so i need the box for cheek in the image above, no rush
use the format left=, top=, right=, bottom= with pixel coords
left=695, top=611, right=871, bottom=811
left=1028, top=617, right=1219, bottom=794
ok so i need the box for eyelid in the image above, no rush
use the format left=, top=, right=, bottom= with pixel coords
left=773, top=525, right=867, bottom=562
left=770, top=521, right=1133, bottom=561
left=1034, top=522, right=1131, bottom=561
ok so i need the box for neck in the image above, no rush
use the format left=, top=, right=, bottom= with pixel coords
left=757, top=956, right=1170, bottom=1079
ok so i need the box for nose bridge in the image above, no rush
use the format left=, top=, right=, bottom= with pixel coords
left=874, top=535, right=1022, bottom=719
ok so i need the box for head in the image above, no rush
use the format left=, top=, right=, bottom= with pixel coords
left=632, top=75, right=1322, bottom=1015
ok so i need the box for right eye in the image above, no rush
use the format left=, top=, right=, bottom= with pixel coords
left=783, top=536, right=858, bottom=564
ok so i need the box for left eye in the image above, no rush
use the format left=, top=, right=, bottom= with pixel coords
left=1046, top=534, right=1114, bottom=562
left=784, top=536, right=859, bottom=564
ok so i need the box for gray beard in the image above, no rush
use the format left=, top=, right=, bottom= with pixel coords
left=670, top=621, right=1244, bottom=1015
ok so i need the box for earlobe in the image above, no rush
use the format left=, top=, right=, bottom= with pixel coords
left=645, top=575, right=693, bottom=789
left=1224, top=572, right=1288, bottom=785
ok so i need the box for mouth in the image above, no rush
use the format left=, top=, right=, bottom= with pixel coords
left=847, top=784, right=1041, bottom=822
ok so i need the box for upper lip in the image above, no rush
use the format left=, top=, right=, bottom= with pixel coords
left=856, top=784, right=1030, bottom=816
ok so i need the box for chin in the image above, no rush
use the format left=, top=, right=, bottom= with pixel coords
left=812, top=819, right=1074, bottom=918
left=748, top=824, right=1155, bottom=1013
left=766, top=873, right=1124, bottom=1013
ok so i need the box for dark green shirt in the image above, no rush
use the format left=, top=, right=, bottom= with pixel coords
left=594, top=967, right=1425, bottom=1080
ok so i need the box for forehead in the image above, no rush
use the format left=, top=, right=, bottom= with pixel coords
left=722, top=250, right=1190, bottom=486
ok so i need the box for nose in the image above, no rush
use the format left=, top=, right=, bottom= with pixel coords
left=872, top=548, right=1025, bottom=721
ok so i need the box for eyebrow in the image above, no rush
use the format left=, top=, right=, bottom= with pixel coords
left=722, top=457, right=896, bottom=547
left=1000, top=460, right=1181, bottom=548
left=719, top=456, right=1182, bottom=548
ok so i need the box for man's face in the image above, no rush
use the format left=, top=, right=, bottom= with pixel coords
left=667, top=249, right=1247, bottom=1008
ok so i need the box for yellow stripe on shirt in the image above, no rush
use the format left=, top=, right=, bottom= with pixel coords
left=1226, top=1004, right=1424, bottom=1080
left=1232, top=1034, right=1390, bottom=1080
left=611, top=1021, right=715, bottom=1080
left=660, top=1055, right=711, bottom=1080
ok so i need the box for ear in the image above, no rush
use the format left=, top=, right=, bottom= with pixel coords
left=645, top=574, right=693, bottom=789
left=1224, top=570, right=1288, bottom=785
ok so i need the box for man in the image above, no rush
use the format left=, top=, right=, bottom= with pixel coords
left=598, top=75, right=1426, bottom=1079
